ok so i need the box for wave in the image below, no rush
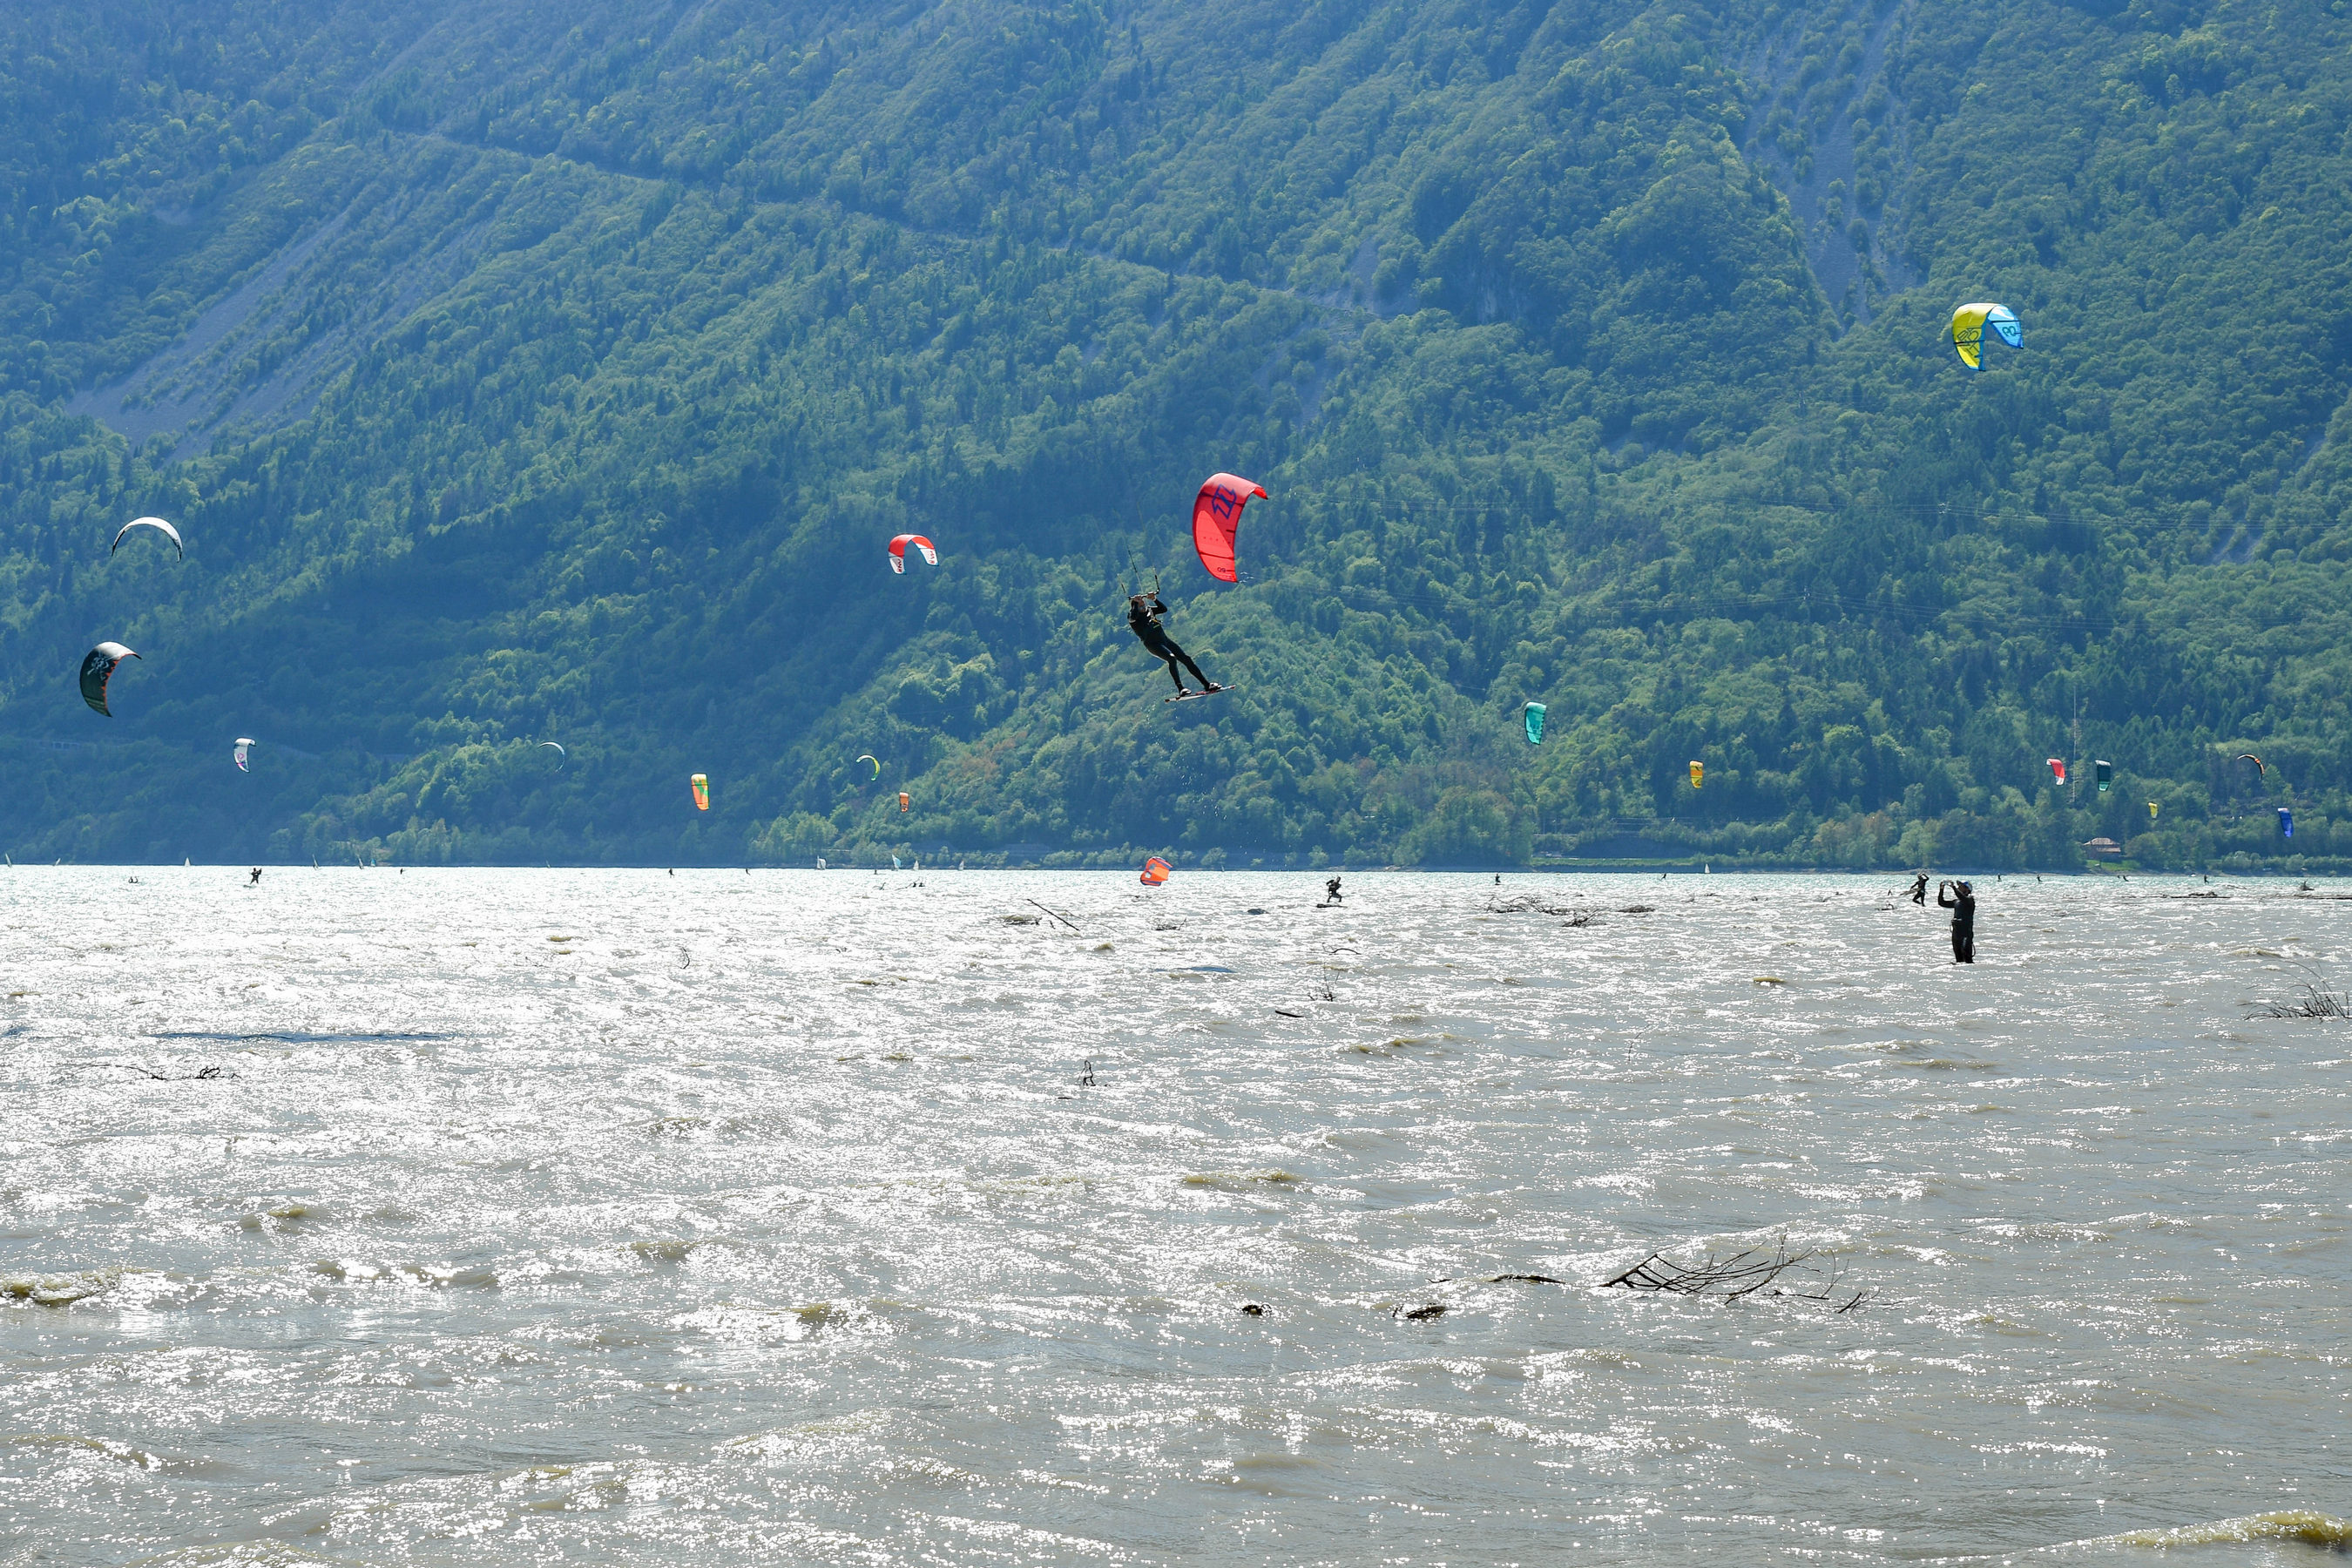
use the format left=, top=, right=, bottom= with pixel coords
left=1179, top=1168, right=1302, bottom=1190
left=151, top=1031, right=455, bottom=1044
left=1, top=1267, right=122, bottom=1306
left=2074, top=1510, right=2352, bottom=1551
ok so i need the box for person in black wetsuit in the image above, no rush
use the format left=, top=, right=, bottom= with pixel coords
left=1936, top=880, right=1976, bottom=963
left=1907, top=871, right=1929, bottom=906
left=1324, top=875, right=1342, bottom=904
left=1126, top=593, right=1220, bottom=697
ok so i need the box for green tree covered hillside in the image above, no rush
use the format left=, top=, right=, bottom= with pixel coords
left=2, top=0, right=2349, bottom=870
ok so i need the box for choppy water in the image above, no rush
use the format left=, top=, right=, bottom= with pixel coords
left=3, top=868, right=2349, bottom=1565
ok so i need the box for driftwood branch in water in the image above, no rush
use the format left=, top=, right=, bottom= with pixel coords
left=88, top=1063, right=234, bottom=1081
left=1603, top=1240, right=1869, bottom=1313
left=2248, top=981, right=2351, bottom=1019
left=1026, top=899, right=1080, bottom=932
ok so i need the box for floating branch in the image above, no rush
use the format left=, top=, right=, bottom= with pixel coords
left=1604, top=1240, right=1868, bottom=1313
left=89, top=1063, right=234, bottom=1082
left=2249, top=982, right=2351, bottom=1020
left=1027, top=899, right=1080, bottom=932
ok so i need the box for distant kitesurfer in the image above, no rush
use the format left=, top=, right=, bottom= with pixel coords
left=1325, top=875, right=1342, bottom=904
left=248, top=868, right=262, bottom=886
left=1936, top=880, right=1976, bottom=964
left=1907, top=872, right=1928, bottom=906
left=1126, top=592, right=1220, bottom=698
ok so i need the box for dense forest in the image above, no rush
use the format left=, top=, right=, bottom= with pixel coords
left=1, top=0, right=2347, bottom=870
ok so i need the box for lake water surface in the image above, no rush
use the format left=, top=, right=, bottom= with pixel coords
left=3, top=868, right=2348, bottom=1565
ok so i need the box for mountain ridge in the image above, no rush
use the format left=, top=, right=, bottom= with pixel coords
left=2, top=0, right=2348, bottom=869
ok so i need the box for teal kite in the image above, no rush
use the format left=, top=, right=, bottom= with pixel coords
left=1523, top=703, right=1545, bottom=746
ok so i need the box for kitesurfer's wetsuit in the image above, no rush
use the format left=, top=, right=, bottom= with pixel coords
left=1325, top=876, right=1343, bottom=903
left=1908, top=873, right=1928, bottom=906
left=1127, top=595, right=1215, bottom=695
left=1937, top=882, right=1976, bottom=963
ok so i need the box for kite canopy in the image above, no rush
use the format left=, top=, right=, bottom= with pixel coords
left=1688, top=760, right=1704, bottom=789
left=2279, top=807, right=2295, bottom=839
left=898, top=791, right=910, bottom=813
left=233, top=737, right=254, bottom=772
left=538, top=740, right=566, bottom=760
left=78, top=642, right=139, bottom=717
left=1191, top=473, right=1267, bottom=584
left=1950, top=302, right=2022, bottom=370
left=2148, top=801, right=2160, bottom=820
left=2236, top=752, right=2267, bottom=778
left=2094, top=760, right=2112, bottom=792
left=1523, top=702, right=1545, bottom=746
left=690, top=773, right=710, bottom=811
left=1139, top=856, right=1172, bottom=886
left=2047, top=758, right=2066, bottom=786
left=888, top=534, right=937, bottom=574
left=856, top=754, right=881, bottom=780
left=110, top=517, right=183, bottom=559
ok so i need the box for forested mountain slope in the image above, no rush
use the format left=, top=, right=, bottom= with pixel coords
left=2, top=0, right=2348, bottom=869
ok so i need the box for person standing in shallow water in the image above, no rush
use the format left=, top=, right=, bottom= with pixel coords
left=1907, top=871, right=1929, bottom=905
left=1936, top=880, right=1976, bottom=963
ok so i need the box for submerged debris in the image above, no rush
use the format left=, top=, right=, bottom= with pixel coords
left=1027, top=900, right=1080, bottom=932
left=1486, top=893, right=1592, bottom=920
left=1604, top=1240, right=1868, bottom=1313
left=98, top=1063, right=233, bottom=1082
left=2248, top=983, right=2351, bottom=1020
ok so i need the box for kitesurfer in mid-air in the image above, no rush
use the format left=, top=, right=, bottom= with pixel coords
left=1936, top=880, right=1976, bottom=963
left=1126, top=592, right=1220, bottom=698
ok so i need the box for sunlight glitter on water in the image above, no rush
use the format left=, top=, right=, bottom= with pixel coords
left=2, top=868, right=2346, bottom=1564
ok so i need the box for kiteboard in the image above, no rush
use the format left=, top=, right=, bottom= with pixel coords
left=1165, top=685, right=1234, bottom=704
